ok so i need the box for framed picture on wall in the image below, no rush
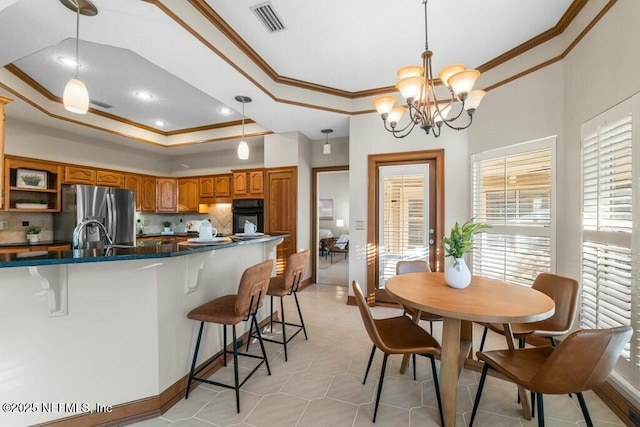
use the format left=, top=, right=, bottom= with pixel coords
left=319, top=199, right=334, bottom=220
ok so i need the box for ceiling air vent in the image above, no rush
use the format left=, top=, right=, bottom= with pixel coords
left=250, top=1, right=286, bottom=33
left=89, top=99, right=113, bottom=109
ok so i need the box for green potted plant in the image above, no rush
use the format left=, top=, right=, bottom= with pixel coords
left=441, top=218, right=490, bottom=288
left=162, top=221, right=172, bottom=233
left=26, top=225, right=42, bottom=244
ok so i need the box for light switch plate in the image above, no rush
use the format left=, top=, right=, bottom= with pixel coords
left=355, top=220, right=365, bottom=230
left=0, top=220, right=7, bottom=230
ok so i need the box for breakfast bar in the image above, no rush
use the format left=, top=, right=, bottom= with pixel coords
left=0, top=235, right=285, bottom=426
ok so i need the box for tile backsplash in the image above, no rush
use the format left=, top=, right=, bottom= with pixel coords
left=0, top=204, right=233, bottom=244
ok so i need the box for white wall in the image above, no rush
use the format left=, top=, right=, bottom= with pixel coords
left=318, top=171, right=349, bottom=236
left=170, top=143, right=264, bottom=176
left=5, top=119, right=172, bottom=175
left=348, top=114, right=469, bottom=294
left=310, top=136, right=349, bottom=167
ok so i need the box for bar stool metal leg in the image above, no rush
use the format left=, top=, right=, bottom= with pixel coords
left=232, top=325, right=240, bottom=413
left=280, top=296, right=288, bottom=361
left=253, top=314, right=271, bottom=375
left=185, top=321, right=205, bottom=399
left=223, top=324, right=227, bottom=366
left=293, top=291, right=308, bottom=340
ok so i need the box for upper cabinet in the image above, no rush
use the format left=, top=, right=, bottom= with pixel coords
left=124, top=173, right=142, bottom=211
left=64, top=166, right=123, bottom=188
left=178, top=178, right=199, bottom=212
left=200, top=174, right=232, bottom=203
left=233, top=169, right=263, bottom=198
left=142, top=176, right=156, bottom=212
left=96, top=170, right=123, bottom=187
left=4, top=156, right=61, bottom=212
left=64, top=166, right=96, bottom=185
left=156, top=178, right=177, bottom=213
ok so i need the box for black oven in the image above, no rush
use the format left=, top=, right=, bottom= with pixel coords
left=232, top=199, right=264, bottom=234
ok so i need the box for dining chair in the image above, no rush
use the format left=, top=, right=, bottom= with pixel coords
left=352, top=281, right=443, bottom=424
left=185, top=260, right=274, bottom=413
left=470, top=325, right=632, bottom=427
left=479, top=273, right=580, bottom=351
left=395, top=260, right=443, bottom=334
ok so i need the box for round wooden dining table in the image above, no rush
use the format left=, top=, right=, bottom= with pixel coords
left=385, top=272, right=555, bottom=427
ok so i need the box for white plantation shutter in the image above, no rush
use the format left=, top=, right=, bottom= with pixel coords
left=471, top=138, right=555, bottom=287
left=581, top=104, right=637, bottom=385
left=379, top=164, right=429, bottom=287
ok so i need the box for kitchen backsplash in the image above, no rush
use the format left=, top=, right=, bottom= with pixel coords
left=0, top=204, right=233, bottom=244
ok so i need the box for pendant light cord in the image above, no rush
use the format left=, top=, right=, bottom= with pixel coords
left=74, top=2, right=80, bottom=78
left=241, top=103, right=245, bottom=138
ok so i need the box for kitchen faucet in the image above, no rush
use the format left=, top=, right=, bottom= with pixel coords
left=72, top=218, right=114, bottom=250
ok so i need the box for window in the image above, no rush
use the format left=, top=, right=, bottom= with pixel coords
left=581, top=99, right=637, bottom=388
left=471, top=138, right=555, bottom=286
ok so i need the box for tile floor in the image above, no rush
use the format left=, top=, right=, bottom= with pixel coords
left=132, top=284, right=624, bottom=427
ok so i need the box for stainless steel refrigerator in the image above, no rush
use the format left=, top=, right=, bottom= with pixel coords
left=54, top=185, right=136, bottom=249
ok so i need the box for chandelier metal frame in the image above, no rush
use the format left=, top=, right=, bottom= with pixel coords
left=372, top=0, right=485, bottom=138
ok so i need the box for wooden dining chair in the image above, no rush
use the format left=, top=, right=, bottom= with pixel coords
left=479, top=273, right=580, bottom=351
left=352, top=281, right=443, bottom=424
left=395, top=260, right=443, bottom=334
left=470, top=326, right=632, bottom=427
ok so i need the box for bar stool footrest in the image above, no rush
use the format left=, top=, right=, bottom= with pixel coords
left=256, top=322, right=304, bottom=345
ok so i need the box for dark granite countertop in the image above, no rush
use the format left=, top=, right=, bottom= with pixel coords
left=0, top=240, right=72, bottom=248
left=0, top=234, right=288, bottom=268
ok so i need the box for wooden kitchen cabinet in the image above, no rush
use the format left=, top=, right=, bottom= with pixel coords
left=64, top=166, right=96, bottom=185
left=215, top=174, right=232, bottom=197
left=199, top=177, right=214, bottom=198
left=264, top=166, right=297, bottom=276
left=200, top=174, right=232, bottom=204
left=96, top=170, right=123, bottom=187
left=4, top=156, right=62, bottom=212
left=142, top=176, right=156, bottom=212
left=124, top=173, right=142, bottom=211
left=178, top=178, right=199, bottom=212
left=233, top=169, right=264, bottom=197
left=156, top=178, right=177, bottom=212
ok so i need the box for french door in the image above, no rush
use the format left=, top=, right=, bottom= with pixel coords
left=367, top=150, right=443, bottom=304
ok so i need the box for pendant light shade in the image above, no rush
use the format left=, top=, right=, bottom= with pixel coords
left=321, top=128, right=333, bottom=155
left=60, top=0, right=97, bottom=115
left=235, top=95, right=252, bottom=160
left=237, top=140, right=249, bottom=160
left=63, top=78, right=89, bottom=114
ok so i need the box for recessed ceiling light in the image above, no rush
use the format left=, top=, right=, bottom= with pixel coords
left=134, top=91, right=154, bottom=100
left=217, top=106, right=232, bottom=115
left=57, top=56, right=80, bottom=68
left=154, top=120, right=166, bottom=127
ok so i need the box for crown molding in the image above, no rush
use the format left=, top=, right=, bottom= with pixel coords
left=3, top=64, right=251, bottom=136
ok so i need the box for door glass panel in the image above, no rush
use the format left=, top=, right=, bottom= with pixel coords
left=378, top=164, right=429, bottom=288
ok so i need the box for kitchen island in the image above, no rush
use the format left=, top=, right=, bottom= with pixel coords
left=0, top=235, right=286, bottom=426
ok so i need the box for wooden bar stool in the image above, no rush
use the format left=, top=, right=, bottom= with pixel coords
left=185, top=259, right=274, bottom=413
left=247, top=249, right=310, bottom=361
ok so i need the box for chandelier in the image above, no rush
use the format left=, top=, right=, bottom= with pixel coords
left=372, top=0, right=485, bottom=138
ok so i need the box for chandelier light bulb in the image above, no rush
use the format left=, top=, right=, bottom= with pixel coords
left=63, top=78, right=89, bottom=114
left=464, top=90, right=486, bottom=112
left=396, top=65, right=424, bottom=80
left=372, top=96, right=397, bottom=116
left=437, top=64, right=466, bottom=87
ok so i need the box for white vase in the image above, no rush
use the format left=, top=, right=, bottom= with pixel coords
left=27, top=234, right=40, bottom=244
left=444, top=257, right=471, bottom=289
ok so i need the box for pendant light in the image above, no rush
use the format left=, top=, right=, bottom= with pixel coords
left=235, top=95, right=252, bottom=160
left=60, top=0, right=97, bottom=114
left=322, top=129, right=333, bottom=155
